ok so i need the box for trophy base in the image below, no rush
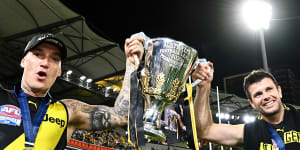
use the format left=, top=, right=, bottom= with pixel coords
left=144, top=122, right=166, bottom=142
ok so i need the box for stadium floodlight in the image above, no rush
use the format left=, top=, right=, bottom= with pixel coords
left=242, top=0, right=272, bottom=72
left=242, top=0, right=272, bottom=30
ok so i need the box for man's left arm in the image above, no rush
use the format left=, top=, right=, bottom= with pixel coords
left=63, top=36, right=145, bottom=138
left=63, top=99, right=128, bottom=141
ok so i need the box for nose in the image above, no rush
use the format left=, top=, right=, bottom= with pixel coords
left=262, top=92, right=271, bottom=101
left=40, top=58, right=49, bottom=68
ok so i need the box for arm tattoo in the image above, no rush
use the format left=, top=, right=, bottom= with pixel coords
left=64, top=61, right=136, bottom=130
left=113, top=60, right=135, bottom=117
left=64, top=100, right=114, bottom=130
left=69, top=102, right=79, bottom=113
left=88, top=107, right=112, bottom=130
left=80, top=104, right=115, bottom=130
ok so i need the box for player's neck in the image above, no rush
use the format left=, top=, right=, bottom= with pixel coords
left=263, top=106, right=285, bottom=125
left=21, top=83, right=48, bottom=97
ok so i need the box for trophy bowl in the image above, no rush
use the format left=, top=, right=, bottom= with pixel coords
left=140, top=38, right=198, bottom=141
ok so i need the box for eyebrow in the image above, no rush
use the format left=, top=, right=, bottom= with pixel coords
left=52, top=51, right=61, bottom=57
left=253, top=91, right=262, bottom=97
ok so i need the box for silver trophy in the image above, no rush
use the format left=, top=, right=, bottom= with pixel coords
left=140, top=37, right=198, bottom=141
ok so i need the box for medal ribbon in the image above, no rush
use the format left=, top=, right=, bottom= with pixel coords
left=128, top=70, right=145, bottom=150
left=15, top=87, right=50, bottom=148
left=266, top=123, right=285, bottom=150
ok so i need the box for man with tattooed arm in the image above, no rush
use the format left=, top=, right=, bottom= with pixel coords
left=0, top=33, right=144, bottom=150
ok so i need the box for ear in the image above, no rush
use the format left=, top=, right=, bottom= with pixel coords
left=57, top=65, right=62, bottom=77
left=277, top=86, right=282, bottom=99
left=20, top=58, right=25, bottom=68
left=248, top=99, right=256, bottom=109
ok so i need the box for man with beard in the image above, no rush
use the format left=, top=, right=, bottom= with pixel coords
left=193, top=62, right=300, bottom=150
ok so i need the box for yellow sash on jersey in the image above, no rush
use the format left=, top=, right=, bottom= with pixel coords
left=5, top=101, right=68, bottom=150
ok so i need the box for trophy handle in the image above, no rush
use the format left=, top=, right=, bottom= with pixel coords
left=133, top=54, right=140, bottom=66
left=130, top=32, right=152, bottom=66
left=182, top=58, right=211, bottom=92
left=192, top=58, right=211, bottom=86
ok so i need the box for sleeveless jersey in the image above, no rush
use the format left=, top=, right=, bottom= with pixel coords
left=0, top=85, right=68, bottom=150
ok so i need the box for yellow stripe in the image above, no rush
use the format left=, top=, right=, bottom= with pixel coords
left=184, top=83, right=199, bottom=150
left=28, top=101, right=37, bottom=109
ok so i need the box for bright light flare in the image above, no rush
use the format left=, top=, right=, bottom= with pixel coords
left=86, top=78, right=93, bottom=83
left=80, top=75, right=86, bottom=81
left=243, top=115, right=255, bottom=123
left=66, top=70, right=73, bottom=75
left=242, top=0, right=272, bottom=30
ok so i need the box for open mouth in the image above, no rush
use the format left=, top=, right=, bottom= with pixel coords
left=37, top=71, right=47, bottom=79
left=263, top=100, right=274, bottom=107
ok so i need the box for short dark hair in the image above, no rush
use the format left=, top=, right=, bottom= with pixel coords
left=243, top=69, right=279, bottom=100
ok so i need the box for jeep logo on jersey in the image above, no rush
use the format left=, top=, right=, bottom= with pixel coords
left=43, top=114, right=66, bottom=128
left=0, top=105, right=21, bottom=116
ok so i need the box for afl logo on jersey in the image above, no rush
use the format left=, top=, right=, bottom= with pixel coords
left=0, top=105, right=22, bottom=126
left=0, top=105, right=21, bottom=116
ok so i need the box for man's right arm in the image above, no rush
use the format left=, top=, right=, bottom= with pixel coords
left=193, top=62, right=244, bottom=147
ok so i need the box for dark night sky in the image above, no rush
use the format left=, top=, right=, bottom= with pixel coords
left=60, top=0, right=300, bottom=97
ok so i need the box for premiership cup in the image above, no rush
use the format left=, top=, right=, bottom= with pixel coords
left=140, top=38, right=198, bottom=141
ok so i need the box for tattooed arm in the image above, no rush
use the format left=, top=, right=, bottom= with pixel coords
left=63, top=36, right=145, bottom=140
left=63, top=99, right=127, bottom=141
